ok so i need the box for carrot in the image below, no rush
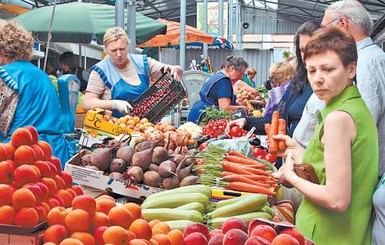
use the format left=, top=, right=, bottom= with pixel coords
left=225, top=155, right=267, bottom=169
left=264, top=123, right=271, bottom=137
left=230, top=174, right=274, bottom=182
left=269, top=111, right=280, bottom=155
left=226, top=182, right=276, bottom=195
left=221, top=171, right=234, bottom=177
left=222, top=175, right=271, bottom=188
left=223, top=161, right=270, bottom=176
left=222, top=161, right=255, bottom=175
left=228, top=150, right=249, bottom=159
left=277, top=118, right=287, bottom=151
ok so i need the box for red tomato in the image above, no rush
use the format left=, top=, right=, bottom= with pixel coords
left=229, top=126, right=243, bottom=138
left=199, top=142, right=209, bottom=151
left=253, top=147, right=268, bottom=158
left=265, top=153, right=277, bottom=163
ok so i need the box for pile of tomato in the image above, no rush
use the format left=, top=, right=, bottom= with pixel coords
left=252, top=146, right=277, bottom=163
left=201, top=119, right=229, bottom=138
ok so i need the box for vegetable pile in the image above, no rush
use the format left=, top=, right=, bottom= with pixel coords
left=195, top=145, right=277, bottom=195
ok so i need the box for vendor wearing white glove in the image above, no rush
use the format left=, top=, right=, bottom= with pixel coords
left=83, top=27, right=183, bottom=118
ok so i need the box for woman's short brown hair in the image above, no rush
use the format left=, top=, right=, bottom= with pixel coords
left=0, top=21, right=34, bottom=61
left=304, top=26, right=357, bottom=68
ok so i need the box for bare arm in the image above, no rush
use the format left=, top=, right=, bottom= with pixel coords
left=83, top=91, right=114, bottom=111
left=276, top=111, right=354, bottom=212
left=218, top=97, right=247, bottom=111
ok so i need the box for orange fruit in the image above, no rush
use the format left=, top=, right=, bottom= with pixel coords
left=65, top=209, right=91, bottom=233
left=152, top=227, right=165, bottom=236
left=60, top=238, right=85, bottom=245
left=37, top=141, right=52, bottom=161
left=151, top=234, right=171, bottom=245
left=167, top=229, right=184, bottom=245
left=128, top=239, right=152, bottom=245
left=71, top=232, right=96, bottom=245
left=14, top=207, right=39, bottom=227
left=103, top=226, right=135, bottom=245
left=0, top=205, right=16, bottom=224
left=95, top=194, right=115, bottom=202
left=72, top=195, right=96, bottom=215
left=3, top=143, right=15, bottom=159
left=12, top=187, right=36, bottom=210
left=14, top=165, right=40, bottom=188
left=0, top=184, right=14, bottom=205
left=0, top=161, right=15, bottom=184
left=57, top=189, right=75, bottom=208
left=95, top=198, right=116, bottom=215
left=14, top=145, right=36, bottom=165
left=47, top=206, right=69, bottom=226
left=128, top=218, right=152, bottom=240
left=149, top=239, right=159, bottom=245
left=123, top=202, right=142, bottom=220
left=43, top=224, right=69, bottom=244
left=108, top=206, right=133, bottom=229
left=148, top=219, right=162, bottom=228
left=11, top=128, right=33, bottom=147
left=152, top=222, right=171, bottom=235
left=91, top=211, right=111, bottom=230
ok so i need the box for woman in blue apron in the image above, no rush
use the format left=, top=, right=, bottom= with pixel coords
left=0, top=21, right=71, bottom=167
left=83, top=27, right=183, bottom=118
left=187, top=56, right=248, bottom=124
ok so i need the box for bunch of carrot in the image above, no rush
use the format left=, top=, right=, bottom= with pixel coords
left=196, top=145, right=277, bottom=196
left=264, top=111, right=287, bottom=155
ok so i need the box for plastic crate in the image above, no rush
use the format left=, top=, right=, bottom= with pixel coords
left=130, top=70, right=186, bottom=123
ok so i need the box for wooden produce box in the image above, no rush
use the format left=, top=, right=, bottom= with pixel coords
left=0, top=230, right=44, bottom=245
left=79, top=109, right=133, bottom=148
left=65, top=150, right=161, bottom=202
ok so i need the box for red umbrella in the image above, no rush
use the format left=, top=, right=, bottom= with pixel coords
left=138, top=18, right=214, bottom=47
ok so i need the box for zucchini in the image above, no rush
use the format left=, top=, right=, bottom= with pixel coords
left=142, top=208, right=203, bottom=223
left=175, top=202, right=205, bottom=214
left=145, top=184, right=212, bottom=200
left=208, top=211, right=272, bottom=229
left=164, top=220, right=195, bottom=232
left=215, top=195, right=250, bottom=209
left=208, top=194, right=268, bottom=219
left=260, top=205, right=275, bottom=218
left=141, top=192, right=210, bottom=210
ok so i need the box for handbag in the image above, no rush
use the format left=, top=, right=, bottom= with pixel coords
left=294, top=164, right=320, bottom=184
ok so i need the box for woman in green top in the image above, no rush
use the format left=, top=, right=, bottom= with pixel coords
left=274, top=26, right=378, bottom=245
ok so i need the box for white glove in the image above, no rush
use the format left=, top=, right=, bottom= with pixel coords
left=112, top=100, right=133, bottom=115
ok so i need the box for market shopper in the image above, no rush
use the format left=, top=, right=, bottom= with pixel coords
left=274, top=26, right=378, bottom=245
left=187, top=56, right=248, bottom=124
left=242, top=67, right=257, bottom=87
left=264, top=60, right=295, bottom=116
left=83, top=27, right=183, bottom=118
left=57, top=51, right=89, bottom=93
left=0, top=20, right=72, bottom=165
left=225, top=21, right=321, bottom=138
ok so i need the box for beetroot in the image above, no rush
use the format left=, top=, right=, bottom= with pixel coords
left=158, top=160, right=176, bottom=178
left=143, top=171, right=161, bottom=188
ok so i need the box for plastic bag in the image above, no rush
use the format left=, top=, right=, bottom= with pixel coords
left=209, top=137, right=253, bottom=157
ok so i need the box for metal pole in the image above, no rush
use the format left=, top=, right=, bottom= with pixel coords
left=219, top=0, right=224, bottom=37
left=180, top=0, right=186, bottom=70
left=228, top=0, right=233, bottom=43
left=127, top=0, right=136, bottom=53
left=203, top=0, right=208, bottom=58
left=115, top=0, right=124, bottom=28
left=236, top=0, right=241, bottom=49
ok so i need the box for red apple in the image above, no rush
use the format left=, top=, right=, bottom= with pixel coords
left=184, top=232, right=208, bottom=245
left=280, top=227, right=305, bottom=245
left=223, top=228, right=249, bottom=245
left=250, top=224, right=277, bottom=243
left=245, top=236, right=271, bottom=245
left=209, top=229, right=224, bottom=239
left=208, top=233, right=224, bottom=245
left=222, top=217, right=247, bottom=234
left=183, top=222, right=210, bottom=240
left=271, top=234, right=300, bottom=245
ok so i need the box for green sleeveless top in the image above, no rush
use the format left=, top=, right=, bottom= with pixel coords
left=296, top=86, right=378, bottom=245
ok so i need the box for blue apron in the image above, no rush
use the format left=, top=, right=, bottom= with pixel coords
left=0, top=61, right=71, bottom=167
left=90, top=54, right=150, bottom=117
left=187, top=71, right=236, bottom=123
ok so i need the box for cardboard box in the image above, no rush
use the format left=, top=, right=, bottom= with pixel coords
left=65, top=150, right=161, bottom=201
left=79, top=109, right=133, bottom=148
left=0, top=230, right=44, bottom=245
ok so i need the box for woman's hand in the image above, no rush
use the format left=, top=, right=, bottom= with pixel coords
left=112, top=100, right=133, bottom=115
left=225, top=118, right=247, bottom=137
left=164, top=65, right=183, bottom=81
left=273, top=152, right=297, bottom=186
left=273, top=134, right=303, bottom=158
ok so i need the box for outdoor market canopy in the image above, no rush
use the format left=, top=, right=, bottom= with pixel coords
left=12, top=2, right=167, bottom=45
left=138, top=18, right=214, bottom=48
